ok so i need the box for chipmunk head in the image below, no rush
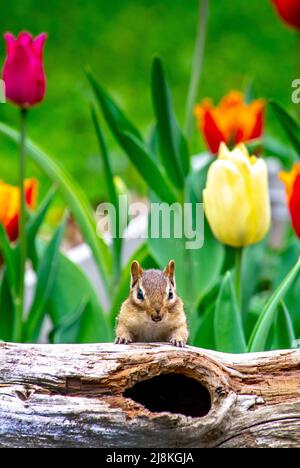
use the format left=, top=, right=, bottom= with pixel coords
left=129, top=260, right=179, bottom=323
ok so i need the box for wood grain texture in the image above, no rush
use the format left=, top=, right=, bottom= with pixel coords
left=1, top=342, right=300, bottom=448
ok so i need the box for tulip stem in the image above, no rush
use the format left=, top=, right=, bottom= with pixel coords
left=13, top=108, right=28, bottom=342
left=184, top=0, right=209, bottom=140
left=235, top=248, right=243, bottom=311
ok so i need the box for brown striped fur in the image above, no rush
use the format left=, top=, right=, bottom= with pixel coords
left=115, top=260, right=189, bottom=347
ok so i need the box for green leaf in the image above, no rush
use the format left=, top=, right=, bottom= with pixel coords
left=0, top=224, right=17, bottom=298
left=244, top=79, right=257, bottom=104
left=263, top=135, right=296, bottom=168
left=241, top=241, right=266, bottom=315
left=25, top=221, right=66, bottom=342
left=244, top=291, right=268, bottom=342
left=270, top=101, right=300, bottom=158
left=190, top=156, right=212, bottom=202
left=87, top=70, right=178, bottom=203
left=0, top=270, right=15, bottom=341
left=120, top=131, right=178, bottom=203
left=91, top=107, right=119, bottom=210
left=148, top=124, right=159, bottom=161
left=246, top=136, right=296, bottom=169
left=275, top=240, right=300, bottom=336
left=0, top=122, right=112, bottom=293
left=272, top=302, right=296, bottom=350
left=48, top=245, right=113, bottom=343
left=48, top=251, right=112, bottom=342
left=26, top=186, right=57, bottom=271
left=91, top=106, right=122, bottom=279
left=152, top=58, right=189, bottom=187
left=178, top=133, right=190, bottom=177
left=193, top=303, right=215, bottom=350
left=248, top=257, right=300, bottom=352
left=214, top=272, right=247, bottom=353
left=198, top=280, right=221, bottom=315
left=86, top=70, right=142, bottom=142
left=49, top=295, right=88, bottom=344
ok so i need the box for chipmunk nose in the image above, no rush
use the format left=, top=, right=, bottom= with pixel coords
left=152, top=310, right=162, bottom=322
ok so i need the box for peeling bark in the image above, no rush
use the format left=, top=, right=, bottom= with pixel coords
left=0, top=342, right=300, bottom=448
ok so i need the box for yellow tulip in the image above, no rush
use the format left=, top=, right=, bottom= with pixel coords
left=203, top=143, right=271, bottom=248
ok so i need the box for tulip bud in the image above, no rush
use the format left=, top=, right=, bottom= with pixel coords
left=203, top=143, right=271, bottom=247
left=279, top=164, right=300, bottom=238
left=113, top=176, right=128, bottom=197
left=2, top=31, right=47, bottom=108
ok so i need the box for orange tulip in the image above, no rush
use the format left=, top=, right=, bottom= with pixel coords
left=0, top=179, right=38, bottom=241
left=194, top=91, right=265, bottom=154
left=279, top=164, right=300, bottom=238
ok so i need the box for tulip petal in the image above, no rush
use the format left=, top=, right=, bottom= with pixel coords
left=33, top=33, right=47, bottom=57
left=25, top=179, right=38, bottom=208
left=2, top=30, right=47, bottom=107
left=248, top=158, right=271, bottom=244
left=0, top=183, right=11, bottom=224
left=195, top=92, right=265, bottom=152
left=249, top=107, right=264, bottom=140
left=279, top=163, right=300, bottom=199
left=280, top=164, right=300, bottom=239
left=289, top=174, right=300, bottom=238
left=272, top=0, right=300, bottom=30
left=5, top=213, right=19, bottom=242
left=204, top=160, right=251, bottom=247
left=219, top=143, right=252, bottom=182
left=203, top=144, right=271, bottom=248
left=0, top=179, right=38, bottom=242
left=202, top=110, right=226, bottom=154
left=18, top=31, right=33, bottom=46
left=3, top=33, right=16, bottom=53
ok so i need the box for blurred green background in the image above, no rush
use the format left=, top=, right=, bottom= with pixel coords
left=0, top=0, right=298, bottom=209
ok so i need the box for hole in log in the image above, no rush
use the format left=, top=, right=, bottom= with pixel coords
left=123, top=373, right=211, bottom=417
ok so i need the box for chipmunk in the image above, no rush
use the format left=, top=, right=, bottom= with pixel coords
left=115, top=260, right=189, bottom=347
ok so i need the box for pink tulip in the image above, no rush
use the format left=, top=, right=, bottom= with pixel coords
left=2, top=31, right=47, bottom=108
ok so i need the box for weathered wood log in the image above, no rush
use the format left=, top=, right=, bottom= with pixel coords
left=1, top=342, right=300, bottom=448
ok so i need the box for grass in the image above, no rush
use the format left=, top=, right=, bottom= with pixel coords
left=0, top=0, right=298, bottom=212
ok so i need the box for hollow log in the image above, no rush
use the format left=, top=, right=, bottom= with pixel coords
left=1, top=342, right=300, bottom=448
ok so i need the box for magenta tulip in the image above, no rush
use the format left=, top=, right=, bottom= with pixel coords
left=2, top=31, right=47, bottom=108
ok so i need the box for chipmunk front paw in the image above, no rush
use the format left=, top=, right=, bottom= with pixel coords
left=115, top=335, right=133, bottom=345
left=170, top=338, right=186, bottom=348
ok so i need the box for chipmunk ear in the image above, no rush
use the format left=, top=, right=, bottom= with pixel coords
left=131, top=260, right=143, bottom=287
left=164, top=260, right=175, bottom=287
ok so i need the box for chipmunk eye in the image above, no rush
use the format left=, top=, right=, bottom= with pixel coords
left=168, top=289, right=174, bottom=300
left=137, top=288, right=144, bottom=301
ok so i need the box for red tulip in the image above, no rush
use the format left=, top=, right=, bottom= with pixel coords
left=272, top=0, right=300, bottom=30
left=2, top=31, right=47, bottom=108
left=280, top=164, right=300, bottom=238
